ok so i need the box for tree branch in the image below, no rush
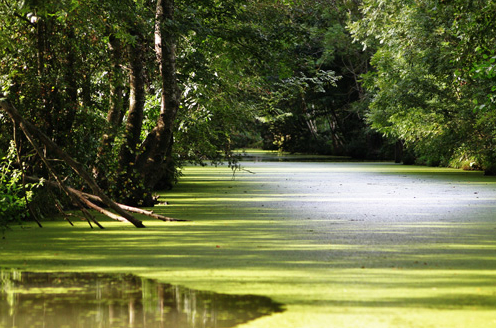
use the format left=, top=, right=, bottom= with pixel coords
left=0, top=98, right=145, bottom=228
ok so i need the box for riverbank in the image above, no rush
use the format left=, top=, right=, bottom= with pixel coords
left=2, top=160, right=496, bottom=327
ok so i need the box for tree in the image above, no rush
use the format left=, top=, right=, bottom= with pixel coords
left=134, top=0, right=180, bottom=197
left=349, top=0, right=496, bottom=170
left=0, top=0, right=287, bottom=226
left=0, top=0, right=181, bottom=222
left=2, top=0, right=410, bottom=229
left=246, top=0, right=379, bottom=158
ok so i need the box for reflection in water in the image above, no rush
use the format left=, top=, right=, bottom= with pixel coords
left=0, top=271, right=283, bottom=328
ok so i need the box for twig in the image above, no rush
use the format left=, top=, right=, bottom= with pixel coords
left=54, top=202, right=74, bottom=226
left=231, top=165, right=256, bottom=180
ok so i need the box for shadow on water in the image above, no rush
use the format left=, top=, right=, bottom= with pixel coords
left=0, top=271, right=283, bottom=328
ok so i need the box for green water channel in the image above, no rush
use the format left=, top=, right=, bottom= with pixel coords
left=1, top=153, right=496, bottom=328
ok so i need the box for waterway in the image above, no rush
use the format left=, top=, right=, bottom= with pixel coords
left=1, top=154, right=496, bottom=328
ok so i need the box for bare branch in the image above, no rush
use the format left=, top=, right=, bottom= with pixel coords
left=0, top=98, right=145, bottom=228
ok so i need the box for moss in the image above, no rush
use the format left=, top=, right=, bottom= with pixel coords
left=2, top=160, right=496, bottom=328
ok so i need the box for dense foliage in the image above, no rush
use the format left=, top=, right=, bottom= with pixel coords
left=1, top=0, right=495, bottom=228
left=349, top=0, right=496, bottom=171
left=0, top=142, right=43, bottom=233
left=257, top=1, right=380, bottom=157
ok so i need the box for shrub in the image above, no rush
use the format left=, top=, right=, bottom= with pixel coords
left=0, top=141, right=43, bottom=233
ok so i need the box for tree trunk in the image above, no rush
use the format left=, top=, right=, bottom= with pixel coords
left=116, top=30, right=149, bottom=206
left=56, top=26, right=79, bottom=147
left=36, top=17, right=53, bottom=138
left=94, top=34, right=126, bottom=187
left=327, top=111, right=345, bottom=154
left=395, top=140, right=403, bottom=164
left=135, top=0, right=180, bottom=192
left=118, top=33, right=145, bottom=171
left=107, top=35, right=126, bottom=130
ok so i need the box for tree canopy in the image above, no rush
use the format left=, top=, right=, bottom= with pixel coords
left=349, top=0, right=496, bottom=169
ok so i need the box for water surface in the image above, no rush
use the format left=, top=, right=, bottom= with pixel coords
left=0, top=271, right=283, bottom=328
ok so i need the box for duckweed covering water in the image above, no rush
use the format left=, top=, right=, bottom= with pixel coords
left=1, top=156, right=496, bottom=327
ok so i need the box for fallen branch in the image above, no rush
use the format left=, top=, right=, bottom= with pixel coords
left=67, top=187, right=187, bottom=222
left=0, top=98, right=145, bottom=228
left=54, top=202, right=74, bottom=226
left=73, top=190, right=132, bottom=224
left=12, top=119, right=102, bottom=229
left=114, top=204, right=187, bottom=222
left=25, top=177, right=129, bottom=227
left=13, top=126, right=43, bottom=228
left=26, top=176, right=187, bottom=223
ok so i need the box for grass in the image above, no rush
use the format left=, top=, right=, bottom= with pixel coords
left=2, top=161, right=496, bottom=328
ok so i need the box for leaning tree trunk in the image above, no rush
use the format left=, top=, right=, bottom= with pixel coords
left=135, top=0, right=180, bottom=192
